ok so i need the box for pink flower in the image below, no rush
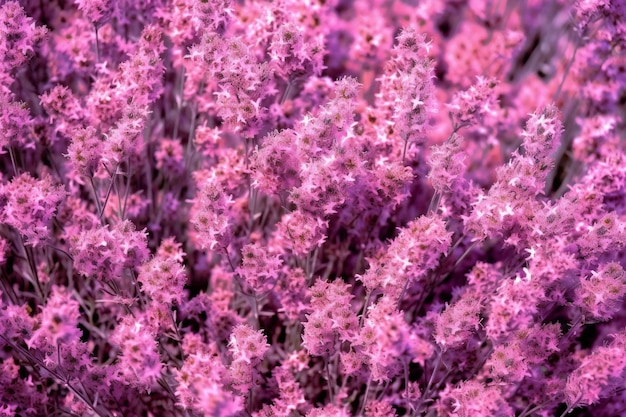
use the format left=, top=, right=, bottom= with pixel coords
left=574, top=262, right=626, bottom=321
left=66, top=126, right=103, bottom=177
left=155, top=139, right=185, bottom=178
left=447, top=77, right=499, bottom=128
left=435, top=290, right=483, bottom=349
left=111, top=315, right=162, bottom=388
left=0, top=2, right=47, bottom=77
left=357, top=296, right=433, bottom=381
left=190, top=171, right=234, bottom=250
left=28, top=286, right=82, bottom=349
left=359, top=214, right=452, bottom=298
left=69, top=220, right=147, bottom=280
left=0, top=92, right=35, bottom=152
left=437, top=380, right=513, bottom=417
left=375, top=27, right=437, bottom=158
left=238, top=242, right=282, bottom=292
left=74, top=0, right=111, bottom=23
left=228, top=324, right=269, bottom=365
left=302, top=280, right=356, bottom=356
left=565, top=331, right=626, bottom=407
left=0, top=173, right=66, bottom=246
left=250, top=129, right=302, bottom=195
left=138, top=237, right=187, bottom=305
left=274, top=210, right=328, bottom=256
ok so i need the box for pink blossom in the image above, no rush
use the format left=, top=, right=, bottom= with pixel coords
left=0, top=173, right=66, bottom=246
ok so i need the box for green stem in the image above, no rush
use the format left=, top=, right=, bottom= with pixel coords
left=94, top=23, right=100, bottom=64
left=359, top=375, right=373, bottom=416
left=326, top=357, right=335, bottom=404
left=98, top=163, right=119, bottom=222
left=553, top=41, right=580, bottom=102
left=8, top=146, right=19, bottom=175
left=21, top=236, right=43, bottom=301
left=427, top=190, right=441, bottom=215
left=89, top=176, right=103, bottom=218
left=402, top=135, right=409, bottom=163
left=121, top=157, right=132, bottom=220
left=173, top=67, right=185, bottom=141
left=414, top=352, right=442, bottom=416
left=557, top=398, right=581, bottom=417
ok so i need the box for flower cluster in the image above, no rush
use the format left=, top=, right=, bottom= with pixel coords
left=302, top=280, right=357, bottom=356
left=228, top=324, right=269, bottom=394
left=464, top=104, right=562, bottom=242
left=376, top=27, right=437, bottom=158
left=359, top=214, right=452, bottom=299
left=110, top=315, right=162, bottom=388
left=28, top=286, right=82, bottom=349
left=0, top=1, right=47, bottom=78
left=358, top=296, right=433, bottom=382
left=189, top=171, right=234, bottom=250
left=69, top=220, right=149, bottom=281
left=138, top=237, right=186, bottom=305
left=0, top=173, right=66, bottom=246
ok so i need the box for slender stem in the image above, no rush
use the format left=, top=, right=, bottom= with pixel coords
left=111, top=168, right=123, bottom=219
left=425, top=353, right=442, bottom=395
left=359, top=375, right=373, bottom=416
left=0, top=270, right=19, bottom=304
left=168, top=308, right=185, bottom=363
left=402, top=135, right=409, bottom=163
left=250, top=292, right=260, bottom=329
left=280, top=77, right=293, bottom=105
left=46, top=148, right=66, bottom=185
left=173, top=67, right=185, bottom=141
left=519, top=403, right=543, bottom=417
left=359, top=291, right=372, bottom=328
left=452, top=241, right=479, bottom=270
left=121, top=157, right=131, bottom=220
left=8, top=146, right=19, bottom=175
left=447, top=233, right=465, bottom=257
left=157, top=376, right=177, bottom=400
left=467, top=345, right=493, bottom=379
left=553, top=41, right=580, bottom=102
left=307, top=246, right=319, bottom=281
left=375, top=379, right=390, bottom=401
left=404, top=359, right=412, bottom=412
left=184, top=104, right=198, bottom=170
left=247, top=185, right=257, bottom=234
left=398, top=277, right=411, bottom=305
left=562, top=313, right=584, bottom=345
left=558, top=398, right=580, bottom=417
left=99, top=164, right=119, bottom=221
left=414, top=352, right=442, bottom=416
left=94, top=23, right=100, bottom=64
left=20, top=235, right=43, bottom=301
left=89, top=176, right=103, bottom=217
left=222, top=246, right=237, bottom=274
left=427, top=191, right=440, bottom=215
left=325, top=357, right=335, bottom=404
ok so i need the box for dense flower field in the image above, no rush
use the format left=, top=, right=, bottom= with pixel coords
left=1, top=0, right=625, bottom=416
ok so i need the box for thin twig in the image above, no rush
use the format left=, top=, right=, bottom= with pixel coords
left=89, top=176, right=103, bottom=218
left=94, top=23, right=100, bottom=63
left=9, top=145, right=20, bottom=175
left=414, top=351, right=442, bottom=416
left=2, top=336, right=110, bottom=417
left=359, top=375, right=373, bottom=416
left=121, top=157, right=132, bottom=220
